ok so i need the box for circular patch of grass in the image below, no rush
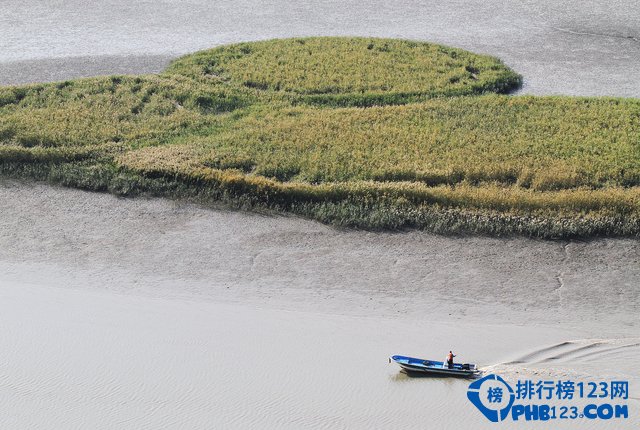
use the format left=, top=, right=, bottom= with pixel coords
left=165, top=37, right=522, bottom=107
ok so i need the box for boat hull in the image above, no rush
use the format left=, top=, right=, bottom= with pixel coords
left=391, top=355, right=480, bottom=377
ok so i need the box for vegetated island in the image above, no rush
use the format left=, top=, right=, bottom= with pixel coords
left=0, top=37, right=638, bottom=238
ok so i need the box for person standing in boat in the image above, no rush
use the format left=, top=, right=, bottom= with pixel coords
left=446, top=351, right=456, bottom=369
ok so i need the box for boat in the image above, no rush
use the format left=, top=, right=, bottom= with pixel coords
left=390, top=355, right=480, bottom=377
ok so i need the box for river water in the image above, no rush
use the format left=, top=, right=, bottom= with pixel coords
left=1, top=0, right=639, bottom=96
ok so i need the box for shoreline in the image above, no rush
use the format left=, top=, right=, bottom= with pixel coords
left=2, top=180, right=638, bottom=331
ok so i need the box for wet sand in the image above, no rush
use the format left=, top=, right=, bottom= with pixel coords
left=1, top=182, right=638, bottom=428
left=0, top=55, right=174, bottom=86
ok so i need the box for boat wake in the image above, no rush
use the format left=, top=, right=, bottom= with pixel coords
left=504, top=338, right=640, bottom=365
left=481, top=338, right=640, bottom=380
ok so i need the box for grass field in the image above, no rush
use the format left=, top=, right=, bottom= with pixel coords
left=1, top=37, right=638, bottom=237
left=165, top=37, right=521, bottom=106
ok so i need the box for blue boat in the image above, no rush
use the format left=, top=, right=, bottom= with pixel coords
left=390, top=355, right=480, bottom=377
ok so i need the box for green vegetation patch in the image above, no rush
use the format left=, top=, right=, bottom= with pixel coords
left=131, top=95, right=638, bottom=190
left=165, top=37, right=522, bottom=106
left=1, top=37, right=638, bottom=238
left=0, top=73, right=252, bottom=159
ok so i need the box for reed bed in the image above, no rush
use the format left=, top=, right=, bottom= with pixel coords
left=142, top=96, right=638, bottom=190
left=165, top=37, right=522, bottom=107
left=1, top=37, right=638, bottom=237
left=0, top=74, right=251, bottom=150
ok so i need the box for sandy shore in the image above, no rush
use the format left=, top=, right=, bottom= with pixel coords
left=1, top=181, right=638, bottom=428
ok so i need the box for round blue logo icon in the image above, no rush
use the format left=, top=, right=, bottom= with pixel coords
left=467, top=374, right=515, bottom=422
